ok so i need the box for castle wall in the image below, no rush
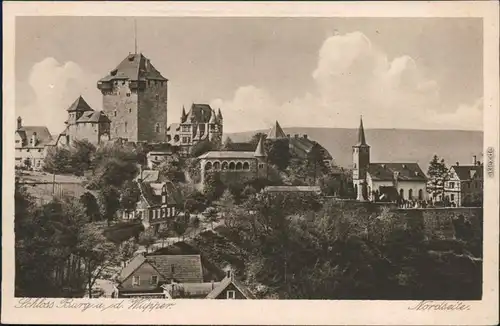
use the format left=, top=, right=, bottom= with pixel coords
left=138, top=80, right=168, bottom=142
left=102, top=81, right=139, bottom=141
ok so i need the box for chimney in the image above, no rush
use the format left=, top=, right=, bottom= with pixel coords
left=31, top=132, right=37, bottom=146
left=17, top=116, right=22, bottom=130
left=294, top=134, right=299, bottom=139
left=472, top=155, right=477, bottom=166
left=477, top=160, right=481, bottom=166
left=211, top=280, right=215, bottom=290
left=303, top=134, right=308, bottom=139
left=456, top=162, right=459, bottom=166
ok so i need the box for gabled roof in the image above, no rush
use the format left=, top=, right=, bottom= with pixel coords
left=16, top=126, right=53, bottom=148
left=205, top=275, right=256, bottom=299
left=137, top=179, right=183, bottom=207
left=117, top=254, right=147, bottom=283
left=66, top=96, right=94, bottom=112
left=451, top=165, right=483, bottom=180
left=266, top=121, right=287, bottom=139
left=368, top=163, right=427, bottom=182
left=76, top=110, right=111, bottom=123
left=147, top=254, right=204, bottom=283
left=99, top=53, right=167, bottom=82
left=186, top=104, right=214, bottom=124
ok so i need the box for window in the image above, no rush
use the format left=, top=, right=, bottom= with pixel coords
left=151, top=275, right=158, bottom=285
left=161, top=207, right=166, bottom=218
left=408, top=189, right=413, bottom=199
left=181, top=125, right=190, bottom=132
left=125, top=122, right=128, bottom=132
left=243, top=162, right=250, bottom=170
left=126, top=92, right=131, bottom=97
left=258, top=163, right=264, bottom=169
left=132, top=276, right=140, bottom=286
left=129, top=108, right=132, bottom=113
left=418, top=189, right=423, bottom=200
left=227, top=290, right=236, bottom=299
left=451, top=194, right=455, bottom=201
left=449, top=182, right=455, bottom=189
left=467, top=182, right=471, bottom=189
left=155, top=123, right=160, bottom=133
left=114, top=110, right=117, bottom=117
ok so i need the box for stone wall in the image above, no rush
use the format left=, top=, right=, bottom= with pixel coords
left=138, top=80, right=168, bottom=142
left=102, top=81, right=139, bottom=141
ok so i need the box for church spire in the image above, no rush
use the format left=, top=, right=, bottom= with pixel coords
left=357, top=116, right=368, bottom=146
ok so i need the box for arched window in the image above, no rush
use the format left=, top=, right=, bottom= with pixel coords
left=155, top=123, right=160, bottom=133
left=418, top=189, right=423, bottom=200
left=399, top=189, right=404, bottom=200
left=205, top=162, right=212, bottom=171
left=229, top=162, right=235, bottom=170
left=243, top=162, right=250, bottom=170
left=408, top=189, right=413, bottom=200
left=114, top=110, right=117, bottom=117
left=236, top=162, right=243, bottom=170
left=124, top=122, right=128, bottom=132
left=213, top=161, right=221, bottom=170
left=222, top=161, right=228, bottom=170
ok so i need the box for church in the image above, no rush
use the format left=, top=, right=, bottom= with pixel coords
left=352, top=117, right=428, bottom=203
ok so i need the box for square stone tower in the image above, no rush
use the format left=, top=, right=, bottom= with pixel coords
left=97, top=53, right=168, bottom=143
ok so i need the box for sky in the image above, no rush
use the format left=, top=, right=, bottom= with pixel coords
left=15, top=17, right=483, bottom=134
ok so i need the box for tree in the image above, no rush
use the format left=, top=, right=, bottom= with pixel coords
left=80, top=191, right=101, bottom=222
left=120, top=180, right=141, bottom=211
left=158, top=155, right=184, bottom=182
left=117, top=239, right=139, bottom=265
left=222, top=137, right=234, bottom=150
left=250, top=133, right=267, bottom=146
left=203, top=172, right=225, bottom=202
left=157, top=227, right=171, bottom=248
left=76, top=223, right=119, bottom=298
left=98, top=186, right=121, bottom=226
left=427, top=155, right=449, bottom=201
left=43, top=147, right=73, bottom=174
left=267, top=139, right=291, bottom=171
left=172, top=215, right=189, bottom=240
left=23, top=158, right=32, bottom=170
left=138, top=232, right=157, bottom=253
left=190, top=139, right=218, bottom=157
left=70, top=139, right=96, bottom=176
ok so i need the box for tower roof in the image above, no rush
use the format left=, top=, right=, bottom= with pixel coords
left=186, top=103, right=214, bottom=123
left=217, top=108, right=223, bottom=120
left=99, top=53, right=167, bottom=82
left=181, top=106, right=187, bottom=123
left=66, top=96, right=94, bottom=113
left=356, top=116, right=369, bottom=146
left=267, top=120, right=287, bottom=139
left=254, top=135, right=266, bottom=157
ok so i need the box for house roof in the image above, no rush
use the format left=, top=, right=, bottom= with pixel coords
left=225, top=142, right=256, bottom=152
left=147, top=254, right=204, bottom=283
left=16, top=126, right=53, bottom=148
left=137, top=180, right=182, bottom=207
left=186, top=104, right=216, bottom=124
left=267, top=121, right=287, bottom=139
left=163, top=282, right=220, bottom=298
left=263, top=186, right=321, bottom=193
left=198, top=151, right=257, bottom=159
left=66, top=96, right=94, bottom=112
left=99, top=53, right=167, bottom=82
left=205, top=275, right=256, bottom=299
left=368, top=163, right=427, bottom=182
left=451, top=165, right=483, bottom=180
left=136, top=170, right=160, bottom=183
left=117, top=254, right=147, bottom=283
left=76, top=110, right=111, bottom=123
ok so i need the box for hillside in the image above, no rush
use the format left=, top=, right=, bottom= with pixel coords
left=226, top=128, right=483, bottom=169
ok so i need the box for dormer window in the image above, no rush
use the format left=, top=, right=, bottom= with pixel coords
left=227, top=290, right=235, bottom=299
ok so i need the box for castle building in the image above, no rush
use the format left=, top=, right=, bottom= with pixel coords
left=198, top=136, right=267, bottom=186
left=97, top=53, right=168, bottom=143
left=352, top=117, right=427, bottom=203
left=166, top=104, right=223, bottom=155
left=444, top=157, right=483, bottom=207
left=55, top=96, right=111, bottom=147
left=15, top=117, right=53, bottom=170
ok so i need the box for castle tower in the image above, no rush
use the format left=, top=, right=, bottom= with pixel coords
left=97, top=53, right=168, bottom=143
left=65, top=96, right=93, bottom=125
left=254, top=135, right=268, bottom=179
left=352, top=116, right=370, bottom=201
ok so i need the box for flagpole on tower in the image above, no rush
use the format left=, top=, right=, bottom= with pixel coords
left=134, top=19, right=138, bottom=54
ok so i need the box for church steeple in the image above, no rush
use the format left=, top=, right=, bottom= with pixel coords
left=357, top=116, right=368, bottom=146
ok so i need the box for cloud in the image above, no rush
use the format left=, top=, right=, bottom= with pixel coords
left=17, top=57, right=101, bottom=134
left=213, top=31, right=482, bottom=132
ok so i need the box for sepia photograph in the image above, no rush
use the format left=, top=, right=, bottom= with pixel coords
left=2, top=1, right=499, bottom=325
